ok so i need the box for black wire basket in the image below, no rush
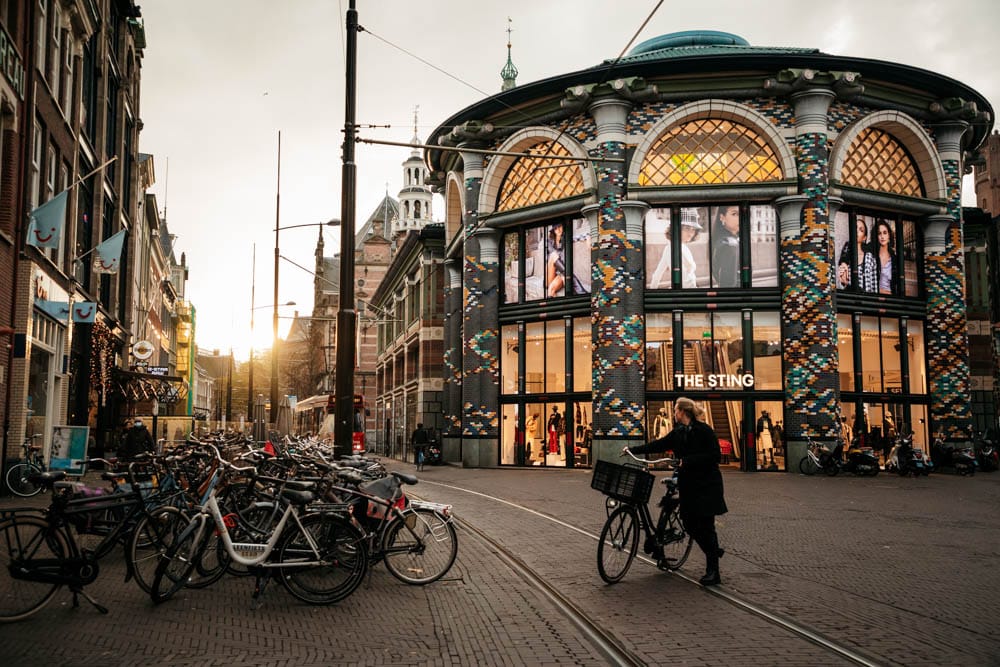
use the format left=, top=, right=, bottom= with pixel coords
left=591, top=460, right=654, bottom=504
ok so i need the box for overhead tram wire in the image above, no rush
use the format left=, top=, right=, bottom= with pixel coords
left=358, top=2, right=664, bottom=234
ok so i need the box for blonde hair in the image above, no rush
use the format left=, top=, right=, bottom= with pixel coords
left=674, top=397, right=705, bottom=420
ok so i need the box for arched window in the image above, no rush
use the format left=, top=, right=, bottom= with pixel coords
left=496, top=141, right=585, bottom=212
left=415, top=201, right=421, bottom=219
left=404, top=201, right=410, bottom=218
left=639, top=118, right=782, bottom=186
left=840, top=128, right=923, bottom=197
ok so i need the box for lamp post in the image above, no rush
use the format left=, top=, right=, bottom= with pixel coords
left=270, top=219, right=340, bottom=425
left=249, top=300, right=295, bottom=426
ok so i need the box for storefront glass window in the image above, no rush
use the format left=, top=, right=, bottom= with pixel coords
left=573, top=317, right=591, bottom=392
left=524, top=322, right=544, bottom=392
left=907, top=320, right=926, bottom=394
left=681, top=207, right=710, bottom=288
left=872, top=217, right=899, bottom=295
left=501, top=324, right=519, bottom=395
left=837, top=314, right=855, bottom=391
left=712, top=312, right=743, bottom=386
left=881, top=318, right=902, bottom=392
left=571, top=401, right=592, bottom=467
left=749, top=205, right=778, bottom=287
left=902, top=219, right=919, bottom=297
left=645, top=208, right=672, bottom=289
left=27, top=347, right=52, bottom=439
left=571, top=217, right=591, bottom=294
left=860, top=316, right=881, bottom=392
left=681, top=312, right=710, bottom=387
left=524, top=226, right=546, bottom=301
left=544, top=223, right=566, bottom=298
left=546, top=320, right=566, bottom=393
left=500, top=403, right=522, bottom=465
left=710, top=204, right=741, bottom=288
left=645, top=313, right=673, bottom=391
left=503, top=231, right=519, bottom=304
left=752, top=312, right=782, bottom=390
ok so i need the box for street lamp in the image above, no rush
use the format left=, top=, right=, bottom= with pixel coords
left=271, top=215, right=340, bottom=424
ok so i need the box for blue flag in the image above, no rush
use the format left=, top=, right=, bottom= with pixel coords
left=92, top=229, right=127, bottom=274
left=72, top=302, right=97, bottom=323
left=25, top=191, right=68, bottom=249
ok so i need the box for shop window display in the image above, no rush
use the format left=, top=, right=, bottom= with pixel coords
left=837, top=314, right=855, bottom=391
left=906, top=320, right=926, bottom=395
left=645, top=313, right=674, bottom=391
left=834, top=210, right=921, bottom=297
left=753, top=400, right=784, bottom=471
left=501, top=324, right=518, bottom=394
left=572, top=318, right=591, bottom=392
left=502, top=218, right=589, bottom=304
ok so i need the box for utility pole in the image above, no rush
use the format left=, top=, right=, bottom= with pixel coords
left=334, top=0, right=359, bottom=457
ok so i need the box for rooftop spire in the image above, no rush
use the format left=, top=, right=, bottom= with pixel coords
left=500, top=17, right=518, bottom=91
left=410, top=105, right=421, bottom=156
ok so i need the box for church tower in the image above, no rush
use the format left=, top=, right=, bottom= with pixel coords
left=394, top=106, right=433, bottom=239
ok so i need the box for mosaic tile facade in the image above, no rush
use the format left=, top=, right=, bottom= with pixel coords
left=926, top=158, right=973, bottom=438
left=744, top=98, right=795, bottom=129
left=557, top=113, right=598, bottom=144
left=462, top=175, right=500, bottom=436
left=443, top=266, right=462, bottom=433
left=626, top=102, right=680, bottom=137
left=591, top=140, right=645, bottom=438
left=782, top=130, right=840, bottom=442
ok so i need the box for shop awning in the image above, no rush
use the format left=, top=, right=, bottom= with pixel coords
left=112, top=368, right=189, bottom=404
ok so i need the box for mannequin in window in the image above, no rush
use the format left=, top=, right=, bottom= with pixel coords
left=755, top=410, right=774, bottom=462
left=653, top=407, right=671, bottom=439
left=547, top=406, right=562, bottom=455
left=526, top=413, right=540, bottom=462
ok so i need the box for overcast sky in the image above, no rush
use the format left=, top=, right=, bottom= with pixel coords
left=137, top=0, right=999, bottom=360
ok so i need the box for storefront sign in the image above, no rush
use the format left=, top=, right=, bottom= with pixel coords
left=148, top=366, right=169, bottom=376
left=0, top=25, right=25, bottom=101
left=674, top=373, right=756, bottom=389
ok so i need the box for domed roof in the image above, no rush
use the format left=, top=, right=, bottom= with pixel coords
left=628, top=30, right=750, bottom=56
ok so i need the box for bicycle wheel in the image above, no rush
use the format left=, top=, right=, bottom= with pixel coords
left=0, top=515, right=69, bottom=622
left=657, top=508, right=693, bottom=571
left=126, top=505, right=186, bottom=594
left=278, top=513, right=367, bottom=604
left=598, top=505, right=639, bottom=584
left=150, top=515, right=209, bottom=604
left=799, top=456, right=818, bottom=476
left=5, top=463, right=42, bottom=498
left=382, top=508, right=457, bottom=585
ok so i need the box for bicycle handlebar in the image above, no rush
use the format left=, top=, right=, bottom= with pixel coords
left=621, top=447, right=677, bottom=467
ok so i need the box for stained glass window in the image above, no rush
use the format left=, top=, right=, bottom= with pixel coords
left=841, top=128, right=923, bottom=197
left=497, top=141, right=585, bottom=211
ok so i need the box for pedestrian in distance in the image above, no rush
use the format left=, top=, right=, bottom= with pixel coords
left=625, top=397, right=728, bottom=586
left=120, top=418, right=155, bottom=461
left=411, top=422, right=430, bottom=471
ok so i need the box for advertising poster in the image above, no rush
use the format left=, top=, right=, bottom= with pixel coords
left=50, top=425, right=90, bottom=475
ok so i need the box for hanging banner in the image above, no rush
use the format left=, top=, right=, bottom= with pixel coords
left=72, top=302, right=97, bottom=323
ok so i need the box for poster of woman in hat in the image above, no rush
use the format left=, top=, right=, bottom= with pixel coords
left=646, top=207, right=705, bottom=289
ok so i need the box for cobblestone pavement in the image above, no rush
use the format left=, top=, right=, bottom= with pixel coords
left=1, top=463, right=998, bottom=666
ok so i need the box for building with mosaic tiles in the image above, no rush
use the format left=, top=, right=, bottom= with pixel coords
left=424, top=30, right=993, bottom=471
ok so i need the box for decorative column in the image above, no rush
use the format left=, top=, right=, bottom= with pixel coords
left=926, top=121, right=973, bottom=442
left=459, top=147, right=501, bottom=466
left=442, top=258, right=462, bottom=459
left=782, top=88, right=840, bottom=458
left=581, top=96, right=645, bottom=463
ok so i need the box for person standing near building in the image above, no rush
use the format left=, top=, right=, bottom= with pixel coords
left=625, top=397, right=727, bottom=586
left=120, top=418, right=154, bottom=461
left=411, top=423, right=430, bottom=471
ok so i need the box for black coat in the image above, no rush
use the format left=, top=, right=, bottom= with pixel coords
left=631, top=420, right=728, bottom=518
left=121, top=425, right=154, bottom=460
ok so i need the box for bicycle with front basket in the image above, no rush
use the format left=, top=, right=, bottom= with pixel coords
left=593, top=449, right=692, bottom=584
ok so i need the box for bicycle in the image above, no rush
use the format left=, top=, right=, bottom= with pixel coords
left=150, top=446, right=367, bottom=607
left=593, top=449, right=693, bottom=584
left=0, top=465, right=189, bottom=622
left=324, top=468, right=457, bottom=585
left=5, top=435, right=45, bottom=497
left=798, top=436, right=841, bottom=476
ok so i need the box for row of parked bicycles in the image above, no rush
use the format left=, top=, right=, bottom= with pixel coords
left=0, top=432, right=458, bottom=622
left=800, top=431, right=998, bottom=477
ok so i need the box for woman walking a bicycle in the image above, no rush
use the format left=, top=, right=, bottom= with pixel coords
left=625, top=397, right=728, bottom=586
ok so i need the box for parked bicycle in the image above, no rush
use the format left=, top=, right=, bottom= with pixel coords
left=798, top=436, right=842, bottom=476
left=593, top=450, right=692, bottom=584
left=0, top=463, right=189, bottom=622
left=150, top=445, right=368, bottom=608
left=5, top=435, right=45, bottom=497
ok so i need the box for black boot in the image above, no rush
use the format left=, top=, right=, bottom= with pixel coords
left=700, top=551, right=721, bottom=586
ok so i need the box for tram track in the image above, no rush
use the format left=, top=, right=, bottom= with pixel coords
left=418, top=479, right=882, bottom=667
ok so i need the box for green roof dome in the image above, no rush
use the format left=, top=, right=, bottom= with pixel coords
left=628, top=30, right=749, bottom=56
